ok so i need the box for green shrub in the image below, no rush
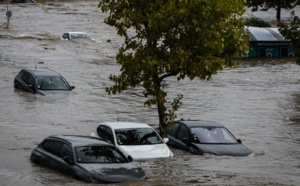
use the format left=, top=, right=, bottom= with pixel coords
left=244, top=17, right=271, bottom=27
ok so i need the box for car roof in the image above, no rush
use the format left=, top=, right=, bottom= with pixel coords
left=99, top=121, right=153, bottom=130
left=65, top=32, right=88, bottom=35
left=47, top=135, right=112, bottom=147
left=175, top=120, right=224, bottom=128
left=22, top=68, right=61, bottom=77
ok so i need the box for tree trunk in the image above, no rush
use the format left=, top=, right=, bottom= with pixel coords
left=155, top=82, right=167, bottom=138
left=157, top=100, right=167, bottom=138
left=276, top=4, right=281, bottom=21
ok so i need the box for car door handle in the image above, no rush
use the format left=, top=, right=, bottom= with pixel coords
left=41, top=156, right=47, bottom=160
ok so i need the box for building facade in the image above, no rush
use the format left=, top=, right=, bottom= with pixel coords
left=243, top=26, right=294, bottom=58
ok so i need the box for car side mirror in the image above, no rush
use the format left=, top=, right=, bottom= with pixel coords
left=127, top=155, right=133, bottom=162
left=90, top=132, right=97, bottom=138
left=70, top=85, right=75, bottom=89
left=27, top=84, right=34, bottom=89
left=163, top=138, right=169, bottom=143
left=182, top=138, right=191, bottom=147
left=237, top=139, right=242, bottom=144
left=63, top=156, right=74, bottom=164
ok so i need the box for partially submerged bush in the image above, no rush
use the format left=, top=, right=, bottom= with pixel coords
left=278, top=11, right=300, bottom=65
left=244, top=17, right=271, bottom=27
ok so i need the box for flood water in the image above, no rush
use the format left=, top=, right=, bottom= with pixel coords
left=1, top=1, right=300, bottom=186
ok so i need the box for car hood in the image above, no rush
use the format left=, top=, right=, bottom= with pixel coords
left=78, top=163, right=147, bottom=183
left=118, top=144, right=173, bottom=159
left=193, top=143, right=252, bottom=156
left=37, top=90, right=72, bottom=95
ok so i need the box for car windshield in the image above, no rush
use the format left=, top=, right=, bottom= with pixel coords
left=191, top=127, right=237, bottom=144
left=115, top=128, right=163, bottom=145
left=36, top=76, right=70, bottom=90
left=75, top=146, right=128, bottom=163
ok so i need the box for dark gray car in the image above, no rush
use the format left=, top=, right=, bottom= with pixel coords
left=14, top=67, right=75, bottom=95
left=166, top=120, right=252, bottom=156
left=30, top=135, right=148, bottom=183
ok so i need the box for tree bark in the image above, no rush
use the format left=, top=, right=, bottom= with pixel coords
left=276, top=4, right=281, bottom=21
left=157, top=101, right=166, bottom=138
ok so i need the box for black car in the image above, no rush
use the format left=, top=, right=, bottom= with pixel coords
left=166, top=120, right=252, bottom=156
left=14, top=67, right=75, bottom=95
left=30, top=135, right=148, bottom=183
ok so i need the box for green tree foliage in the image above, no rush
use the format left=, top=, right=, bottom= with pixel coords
left=100, top=0, right=249, bottom=137
left=278, top=11, right=300, bottom=64
left=246, top=0, right=300, bottom=21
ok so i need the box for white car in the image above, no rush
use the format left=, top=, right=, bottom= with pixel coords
left=90, top=121, right=174, bottom=160
left=61, top=32, right=94, bottom=41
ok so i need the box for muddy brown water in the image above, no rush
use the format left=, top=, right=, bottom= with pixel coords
left=1, top=1, right=300, bottom=186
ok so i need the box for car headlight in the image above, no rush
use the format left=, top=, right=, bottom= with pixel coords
left=247, top=153, right=254, bottom=157
left=170, top=150, right=174, bottom=157
left=202, top=153, right=216, bottom=157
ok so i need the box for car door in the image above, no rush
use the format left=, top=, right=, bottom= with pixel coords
left=42, top=140, right=75, bottom=175
left=20, top=71, right=35, bottom=93
left=172, top=123, right=191, bottom=151
left=39, top=140, right=64, bottom=169
left=18, top=71, right=30, bottom=92
left=167, top=122, right=180, bottom=147
left=52, top=143, right=75, bottom=176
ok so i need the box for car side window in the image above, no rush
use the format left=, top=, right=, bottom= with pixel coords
left=60, top=144, right=73, bottom=159
left=42, top=140, right=64, bottom=156
left=97, top=126, right=114, bottom=144
left=28, top=75, right=35, bottom=86
left=168, top=122, right=180, bottom=137
left=105, top=127, right=114, bottom=144
left=21, top=72, right=31, bottom=84
left=175, top=124, right=190, bottom=140
left=17, top=71, right=25, bottom=78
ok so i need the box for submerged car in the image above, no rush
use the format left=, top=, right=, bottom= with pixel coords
left=61, top=32, right=94, bottom=41
left=10, top=0, right=33, bottom=3
left=30, top=135, right=148, bottom=183
left=166, top=120, right=252, bottom=156
left=14, top=67, right=75, bottom=95
left=90, top=121, right=174, bottom=160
